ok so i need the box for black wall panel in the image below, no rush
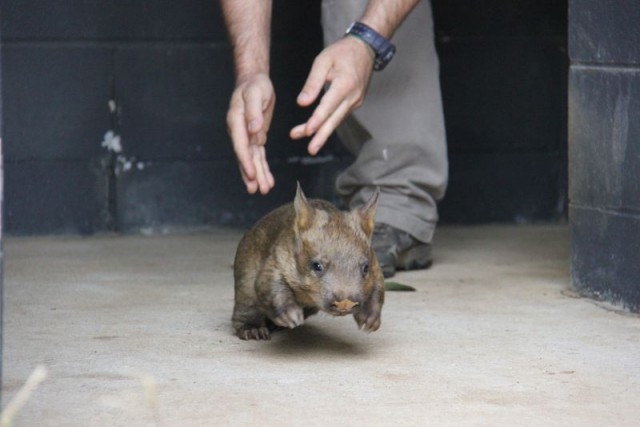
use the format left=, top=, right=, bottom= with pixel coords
left=2, top=45, right=113, bottom=234
left=1, top=31, right=5, bottom=385
left=3, top=46, right=112, bottom=161
left=569, top=68, right=640, bottom=212
left=115, top=157, right=351, bottom=233
left=571, top=207, right=640, bottom=312
left=569, top=0, right=640, bottom=311
left=569, top=0, right=640, bottom=65
left=1, top=1, right=227, bottom=41
left=114, top=46, right=234, bottom=161
left=4, top=161, right=109, bottom=235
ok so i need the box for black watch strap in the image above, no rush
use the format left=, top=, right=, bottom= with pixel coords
left=345, top=21, right=396, bottom=71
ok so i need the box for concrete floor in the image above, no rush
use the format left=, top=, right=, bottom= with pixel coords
left=2, top=225, right=639, bottom=426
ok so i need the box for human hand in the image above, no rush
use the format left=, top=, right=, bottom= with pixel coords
left=226, top=73, right=276, bottom=194
left=290, top=36, right=374, bottom=155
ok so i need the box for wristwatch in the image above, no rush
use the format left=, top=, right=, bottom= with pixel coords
left=345, top=21, right=396, bottom=71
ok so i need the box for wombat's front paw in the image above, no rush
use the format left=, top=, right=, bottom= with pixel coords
left=236, top=325, right=271, bottom=341
left=271, top=305, right=304, bottom=329
left=354, top=306, right=381, bottom=332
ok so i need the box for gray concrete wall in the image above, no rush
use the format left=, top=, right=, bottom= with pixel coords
left=569, top=0, right=640, bottom=311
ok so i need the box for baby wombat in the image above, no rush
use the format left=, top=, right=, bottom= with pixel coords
left=232, top=183, right=385, bottom=340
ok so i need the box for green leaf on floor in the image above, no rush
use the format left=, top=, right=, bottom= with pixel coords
left=384, top=281, right=416, bottom=291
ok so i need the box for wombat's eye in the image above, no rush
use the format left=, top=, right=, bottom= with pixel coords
left=361, top=261, right=370, bottom=277
left=311, top=261, right=324, bottom=274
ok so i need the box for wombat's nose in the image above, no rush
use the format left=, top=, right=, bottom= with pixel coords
left=331, top=299, right=360, bottom=315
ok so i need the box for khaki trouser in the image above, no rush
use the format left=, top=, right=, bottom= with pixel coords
left=321, top=0, right=448, bottom=243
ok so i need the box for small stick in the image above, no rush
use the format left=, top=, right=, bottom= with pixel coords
left=1, top=364, right=48, bottom=427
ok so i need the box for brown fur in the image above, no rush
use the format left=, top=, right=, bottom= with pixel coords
left=232, top=183, right=385, bottom=340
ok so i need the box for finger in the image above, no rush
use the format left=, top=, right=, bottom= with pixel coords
left=251, top=145, right=274, bottom=195
left=308, top=99, right=351, bottom=155
left=289, top=79, right=350, bottom=140
left=255, top=129, right=267, bottom=147
left=261, top=94, right=276, bottom=136
left=258, top=147, right=275, bottom=189
left=238, top=164, right=259, bottom=194
left=227, top=107, right=256, bottom=181
left=251, top=145, right=267, bottom=192
left=289, top=123, right=307, bottom=140
left=307, top=79, right=352, bottom=136
left=243, top=86, right=266, bottom=135
left=297, top=55, right=331, bottom=107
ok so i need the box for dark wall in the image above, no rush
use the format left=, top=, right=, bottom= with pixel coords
left=1, top=1, right=338, bottom=235
left=434, top=0, right=568, bottom=223
left=1, top=1, right=567, bottom=235
left=569, top=0, right=640, bottom=311
left=0, top=31, right=4, bottom=386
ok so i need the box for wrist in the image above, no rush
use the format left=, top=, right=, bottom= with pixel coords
left=344, top=21, right=396, bottom=71
left=235, top=70, right=270, bottom=86
left=233, top=52, right=270, bottom=82
left=345, top=33, right=377, bottom=61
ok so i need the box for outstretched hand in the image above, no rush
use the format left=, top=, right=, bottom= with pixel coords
left=290, top=35, right=374, bottom=155
left=226, top=73, right=276, bottom=194
left=226, top=37, right=373, bottom=195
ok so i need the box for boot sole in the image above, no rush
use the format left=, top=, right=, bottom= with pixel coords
left=397, top=244, right=432, bottom=270
left=379, top=245, right=433, bottom=278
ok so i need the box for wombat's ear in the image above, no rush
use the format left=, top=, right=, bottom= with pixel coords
left=356, top=187, right=379, bottom=237
left=294, top=182, right=313, bottom=231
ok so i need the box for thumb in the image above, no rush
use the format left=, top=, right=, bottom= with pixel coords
left=297, top=55, right=331, bottom=107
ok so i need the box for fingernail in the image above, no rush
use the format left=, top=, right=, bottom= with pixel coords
left=248, top=119, right=258, bottom=132
left=298, top=92, right=309, bottom=103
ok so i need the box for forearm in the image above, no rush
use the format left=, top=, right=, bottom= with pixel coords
left=359, top=0, right=421, bottom=38
left=220, top=0, right=272, bottom=80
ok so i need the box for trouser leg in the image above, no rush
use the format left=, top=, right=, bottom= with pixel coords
left=321, top=0, right=448, bottom=244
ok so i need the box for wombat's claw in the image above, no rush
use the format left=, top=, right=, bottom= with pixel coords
left=272, top=306, right=304, bottom=329
left=239, top=326, right=271, bottom=341
left=355, top=311, right=381, bottom=333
